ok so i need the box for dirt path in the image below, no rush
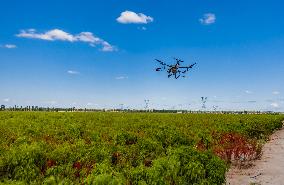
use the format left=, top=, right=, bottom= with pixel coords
left=226, top=123, right=284, bottom=185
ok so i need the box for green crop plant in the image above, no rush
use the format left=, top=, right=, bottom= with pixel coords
left=0, top=112, right=283, bottom=184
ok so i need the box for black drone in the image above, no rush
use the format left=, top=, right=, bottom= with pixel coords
left=155, top=58, right=196, bottom=79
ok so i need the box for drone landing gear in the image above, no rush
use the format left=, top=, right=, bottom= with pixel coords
left=175, top=74, right=180, bottom=79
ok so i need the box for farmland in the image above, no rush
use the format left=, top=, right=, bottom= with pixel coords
left=0, top=112, right=283, bottom=184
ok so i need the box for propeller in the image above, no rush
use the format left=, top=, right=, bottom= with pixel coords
left=174, top=57, right=184, bottom=63
left=155, top=59, right=167, bottom=65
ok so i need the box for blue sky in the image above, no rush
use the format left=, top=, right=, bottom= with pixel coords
left=0, top=0, right=284, bottom=111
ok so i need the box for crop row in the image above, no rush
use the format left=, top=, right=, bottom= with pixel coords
left=0, top=112, right=283, bottom=184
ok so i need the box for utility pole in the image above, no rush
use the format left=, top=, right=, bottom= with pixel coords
left=144, top=99, right=150, bottom=111
left=201, top=97, right=208, bottom=110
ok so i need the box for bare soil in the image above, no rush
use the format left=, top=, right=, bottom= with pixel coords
left=226, top=123, right=284, bottom=185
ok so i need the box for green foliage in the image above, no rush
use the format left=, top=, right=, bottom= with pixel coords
left=0, top=112, right=283, bottom=184
left=143, top=146, right=227, bottom=184
left=1, top=142, right=47, bottom=182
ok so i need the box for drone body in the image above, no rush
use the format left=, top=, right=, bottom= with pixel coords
left=155, top=58, right=196, bottom=79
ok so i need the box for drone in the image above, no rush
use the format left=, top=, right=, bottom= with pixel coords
left=155, top=58, right=197, bottom=79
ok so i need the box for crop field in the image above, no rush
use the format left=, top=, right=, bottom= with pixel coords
left=0, top=112, right=283, bottom=185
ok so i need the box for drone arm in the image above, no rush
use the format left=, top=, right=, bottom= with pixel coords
left=189, top=63, right=197, bottom=68
left=155, top=59, right=169, bottom=66
left=182, top=70, right=187, bottom=74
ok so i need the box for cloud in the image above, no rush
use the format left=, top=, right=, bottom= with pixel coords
left=2, top=44, right=17, bottom=49
left=272, top=91, right=280, bottom=95
left=3, top=98, right=10, bottom=102
left=86, top=102, right=99, bottom=106
left=199, top=13, right=216, bottom=25
left=271, top=102, right=279, bottom=108
left=16, top=29, right=116, bottom=52
left=43, top=100, right=57, bottom=105
left=100, top=41, right=116, bottom=52
left=138, top=26, right=147, bottom=30
left=16, top=29, right=74, bottom=41
left=115, top=76, right=128, bottom=80
left=67, top=70, right=80, bottom=75
left=117, top=11, right=154, bottom=24
left=245, top=90, right=253, bottom=94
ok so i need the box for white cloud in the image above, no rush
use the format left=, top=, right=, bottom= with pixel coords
left=138, top=26, right=147, bottom=30
left=117, top=11, right=154, bottom=24
left=76, top=32, right=100, bottom=43
left=245, top=90, right=253, bottom=94
left=272, top=91, right=280, bottom=95
left=115, top=76, right=128, bottom=80
left=271, top=102, right=279, bottom=108
left=44, top=100, right=57, bottom=105
left=199, top=13, right=216, bottom=25
left=2, top=44, right=17, bottom=49
left=86, top=102, right=99, bottom=106
left=101, top=41, right=117, bottom=52
left=3, top=98, right=10, bottom=102
left=16, top=29, right=116, bottom=52
left=16, top=29, right=75, bottom=41
left=67, top=70, right=80, bottom=75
